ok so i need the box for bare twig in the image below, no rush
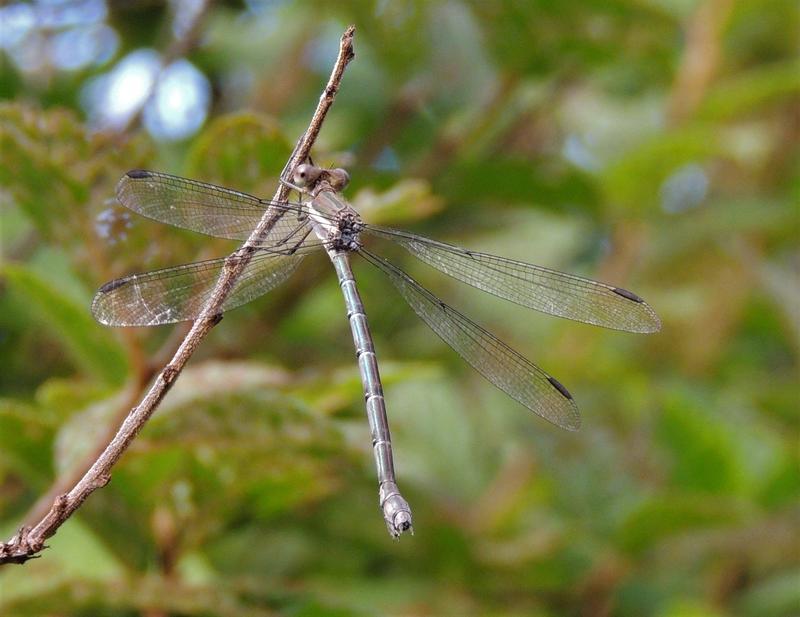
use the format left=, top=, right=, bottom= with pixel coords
left=19, top=375, right=151, bottom=529
left=11, top=3, right=216, bottom=535
left=0, top=25, right=357, bottom=566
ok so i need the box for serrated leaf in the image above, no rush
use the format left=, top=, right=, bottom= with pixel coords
left=55, top=361, right=346, bottom=555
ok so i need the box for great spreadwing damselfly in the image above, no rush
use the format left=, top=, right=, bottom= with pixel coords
left=92, top=163, right=661, bottom=537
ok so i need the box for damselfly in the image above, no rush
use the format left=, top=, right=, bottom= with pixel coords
left=93, top=163, right=660, bottom=537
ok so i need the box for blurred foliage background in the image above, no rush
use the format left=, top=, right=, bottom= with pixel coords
left=1, top=1, right=798, bottom=615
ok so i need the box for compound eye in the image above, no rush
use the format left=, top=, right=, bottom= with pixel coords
left=329, top=168, right=350, bottom=190
left=293, top=164, right=319, bottom=188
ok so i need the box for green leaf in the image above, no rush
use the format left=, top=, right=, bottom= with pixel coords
left=736, top=568, right=800, bottom=617
left=2, top=263, right=128, bottom=385
left=601, top=126, right=725, bottom=211
left=351, top=179, right=444, bottom=225
left=660, top=599, right=726, bottom=617
left=698, top=59, right=800, bottom=121
left=0, top=518, right=125, bottom=611
left=0, top=399, right=55, bottom=487
left=618, top=493, right=744, bottom=554
left=759, top=450, right=800, bottom=508
left=438, top=156, right=598, bottom=212
left=0, top=104, right=89, bottom=238
left=185, top=112, right=291, bottom=193
left=657, top=392, right=743, bottom=494
left=55, top=361, right=348, bottom=561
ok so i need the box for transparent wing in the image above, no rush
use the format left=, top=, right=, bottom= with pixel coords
left=116, top=170, right=318, bottom=246
left=360, top=249, right=580, bottom=431
left=364, top=226, right=660, bottom=333
left=92, top=246, right=316, bottom=326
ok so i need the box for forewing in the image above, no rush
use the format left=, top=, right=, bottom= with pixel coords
left=365, top=226, right=660, bottom=333
left=116, top=170, right=313, bottom=246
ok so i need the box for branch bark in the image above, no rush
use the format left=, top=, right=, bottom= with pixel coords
left=0, top=24, right=356, bottom=566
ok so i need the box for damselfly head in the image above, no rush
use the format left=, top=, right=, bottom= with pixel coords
left=293, top=164, right=350, bottom=192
